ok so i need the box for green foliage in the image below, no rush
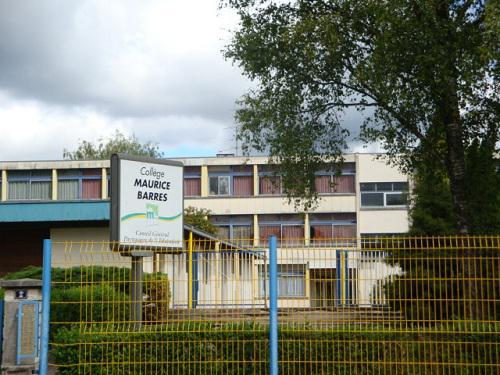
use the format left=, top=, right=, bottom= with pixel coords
left=1, top=265, right=172, bottom=330
left=51, top=284, right=129, bottom=327
left=410, top=140, right=500, bottom=235
left=184, top=206, right=218, bottom=236
left=1, top=265, right=44, bottom=280
left=384, top=237, right=499, bottom=323
left=143, top=272, right=171, bottom=322
left=224, top=0, right=499, bottom=225
left=464, top=140, right=500, bottom=234
left=52, top=323, right=498, bottom=374
left=410, top=169, right=457, bottom=235
left=63, top=129, right=163, bottom=160
left=2, top=265, right=131, bottom=292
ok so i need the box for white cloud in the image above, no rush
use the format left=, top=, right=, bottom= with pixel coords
left=0, top=0, right=247, bottom=160
left=0, top=91, right=230, bottom=160
left=0, top=0, right=376, bottom=161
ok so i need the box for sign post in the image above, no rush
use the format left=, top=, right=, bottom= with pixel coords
left=110, top=154, right=183, bottom=329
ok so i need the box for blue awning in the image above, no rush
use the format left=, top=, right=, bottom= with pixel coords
left=0, top=201, right=110, bottom=223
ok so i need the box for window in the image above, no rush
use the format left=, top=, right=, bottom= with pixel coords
left=310, top=213, right=357, bottom=246
left=82, top=169, right=102, bottom=199
left=58, top=169, right=102, bottom=200
left=208, top=165, right=253, bottom=196
left=184, top=167, right=201, bottom=197
left=259, top=176, right=281, bottom=195
left=8, top=170, right=52, bottom=200
left=259, top=264, right=306, bottom=298
left=210, top=215, right=254, bottom=246
left=58, top=170, right=79, bottom=200
left=233, top=176, right=253, bottom=196
left=259, top=165, right=282, bottom=195
left=232, top=165, right=253, bottom=196
left=314, top=163, right=356, bottom=194
left=259, top=214, right=304, bottom=246
left=360, top=182, right=408, bottom=207
left=107, top=168, right=111, bottom=199
left=209, top=175, right=230, bottom=195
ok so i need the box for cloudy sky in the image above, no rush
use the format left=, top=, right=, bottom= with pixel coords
left=0, top=0, right=372, bottom=161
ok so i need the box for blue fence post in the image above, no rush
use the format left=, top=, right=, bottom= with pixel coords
left=269, top=235, right=278, bottom=375
left=0, top=299, right=4, bottom=367
left=39, top=239, right=52, bottom=375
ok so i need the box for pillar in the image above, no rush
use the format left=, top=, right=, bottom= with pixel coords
left=51, top=169, right=57, bottom=200
left=201, top=165, right=208, bottom=197
left=1, top=170, right=7, bottom=201
left=253, top=214, right=259, bottom=247
left=101, top=168, right=107, bottom=199
left=253, top=164, right=259, bottom=196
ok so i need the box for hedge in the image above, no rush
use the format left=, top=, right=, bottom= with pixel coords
left=52, top=323, right=499, bottom=375
left=51, top=284, right=129, bottom=328
left=1, top=265, right=131, bottom=292
left=1, top=266, right=171, bottom=336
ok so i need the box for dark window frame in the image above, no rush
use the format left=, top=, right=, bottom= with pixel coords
left=360, top=182, right=408, bottom=208
left=210, top=215, right=254, bottom=245
left=208, top=166, right=253, bottom=196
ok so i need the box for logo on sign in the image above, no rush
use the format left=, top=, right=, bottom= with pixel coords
left=146, top=203, right=159, bottom=226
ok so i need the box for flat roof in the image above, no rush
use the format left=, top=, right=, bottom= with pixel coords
left=0, top=153, right=385, bottom=169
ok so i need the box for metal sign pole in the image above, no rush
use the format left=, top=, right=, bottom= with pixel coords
left=131, top=255, right=144, bottom=330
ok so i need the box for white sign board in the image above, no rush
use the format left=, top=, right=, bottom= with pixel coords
left=110, top=154, right=183, bottom=249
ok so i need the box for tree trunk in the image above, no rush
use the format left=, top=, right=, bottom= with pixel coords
left=435, top=2, right=480, bottom=320
left=443, top=112, right=469, bottom=234
left=435, top=2, right=470, bottom=234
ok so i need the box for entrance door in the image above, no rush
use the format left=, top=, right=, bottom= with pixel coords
left=310, top=268, right=337, bottom=308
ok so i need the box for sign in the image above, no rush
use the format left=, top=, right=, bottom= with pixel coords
left=110, top=154, right=184, bottom=249
left=15, top=290, right=28, bottom=299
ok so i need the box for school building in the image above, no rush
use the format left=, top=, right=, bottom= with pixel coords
left=0, top=153, right=409, bottom=308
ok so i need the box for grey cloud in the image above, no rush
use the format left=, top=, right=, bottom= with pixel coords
left=0, top=0, right=248, bottom=122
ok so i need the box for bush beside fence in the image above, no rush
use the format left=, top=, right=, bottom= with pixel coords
left=52, top=323, right=499, bottom=375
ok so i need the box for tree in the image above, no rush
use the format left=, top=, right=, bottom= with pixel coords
left=224, top=0, right=499, bottom=232
left=410, top=168, right=457, bottom=235
left=184, top=207, right=219, bottom=236
left=410, top=140, right=500, bottom=235
left=63, top=130, right=163, bottom=160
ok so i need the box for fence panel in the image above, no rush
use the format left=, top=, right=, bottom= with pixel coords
left=276, top=236, right=499, bottom=373
left=49, top=238, right=269, bottom=374
left=47, top=236, right=499, bottom=374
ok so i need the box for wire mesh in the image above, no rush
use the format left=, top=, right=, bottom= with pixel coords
left=48, top=235, right=499, bottom=374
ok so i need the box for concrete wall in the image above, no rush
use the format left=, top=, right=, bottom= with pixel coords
left=357, top=154, right=406, bottom=182
left=50, top=227, right=126, bottom=268
left=359, top=210, right=409, bottom=234
left=186, top=195, right=356, bottom=216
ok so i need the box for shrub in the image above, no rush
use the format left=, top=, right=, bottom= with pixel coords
left=2, top=265, right=131, bottom=293
left=143, top=272, right=171, bottom=322
left=384, top=237, right=500, bottom=324
left=52, top=323, right=499, bottom=375
left=51, top=284, right=129, bottom=332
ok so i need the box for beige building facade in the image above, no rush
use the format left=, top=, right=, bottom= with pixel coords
left=0, top=153, right=409, bottom=307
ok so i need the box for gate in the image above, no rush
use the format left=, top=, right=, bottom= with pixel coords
left=40, top=235, right=499, bottom=374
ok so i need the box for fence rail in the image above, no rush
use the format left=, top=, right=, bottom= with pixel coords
left=46, top=235, right=499, bottom=374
